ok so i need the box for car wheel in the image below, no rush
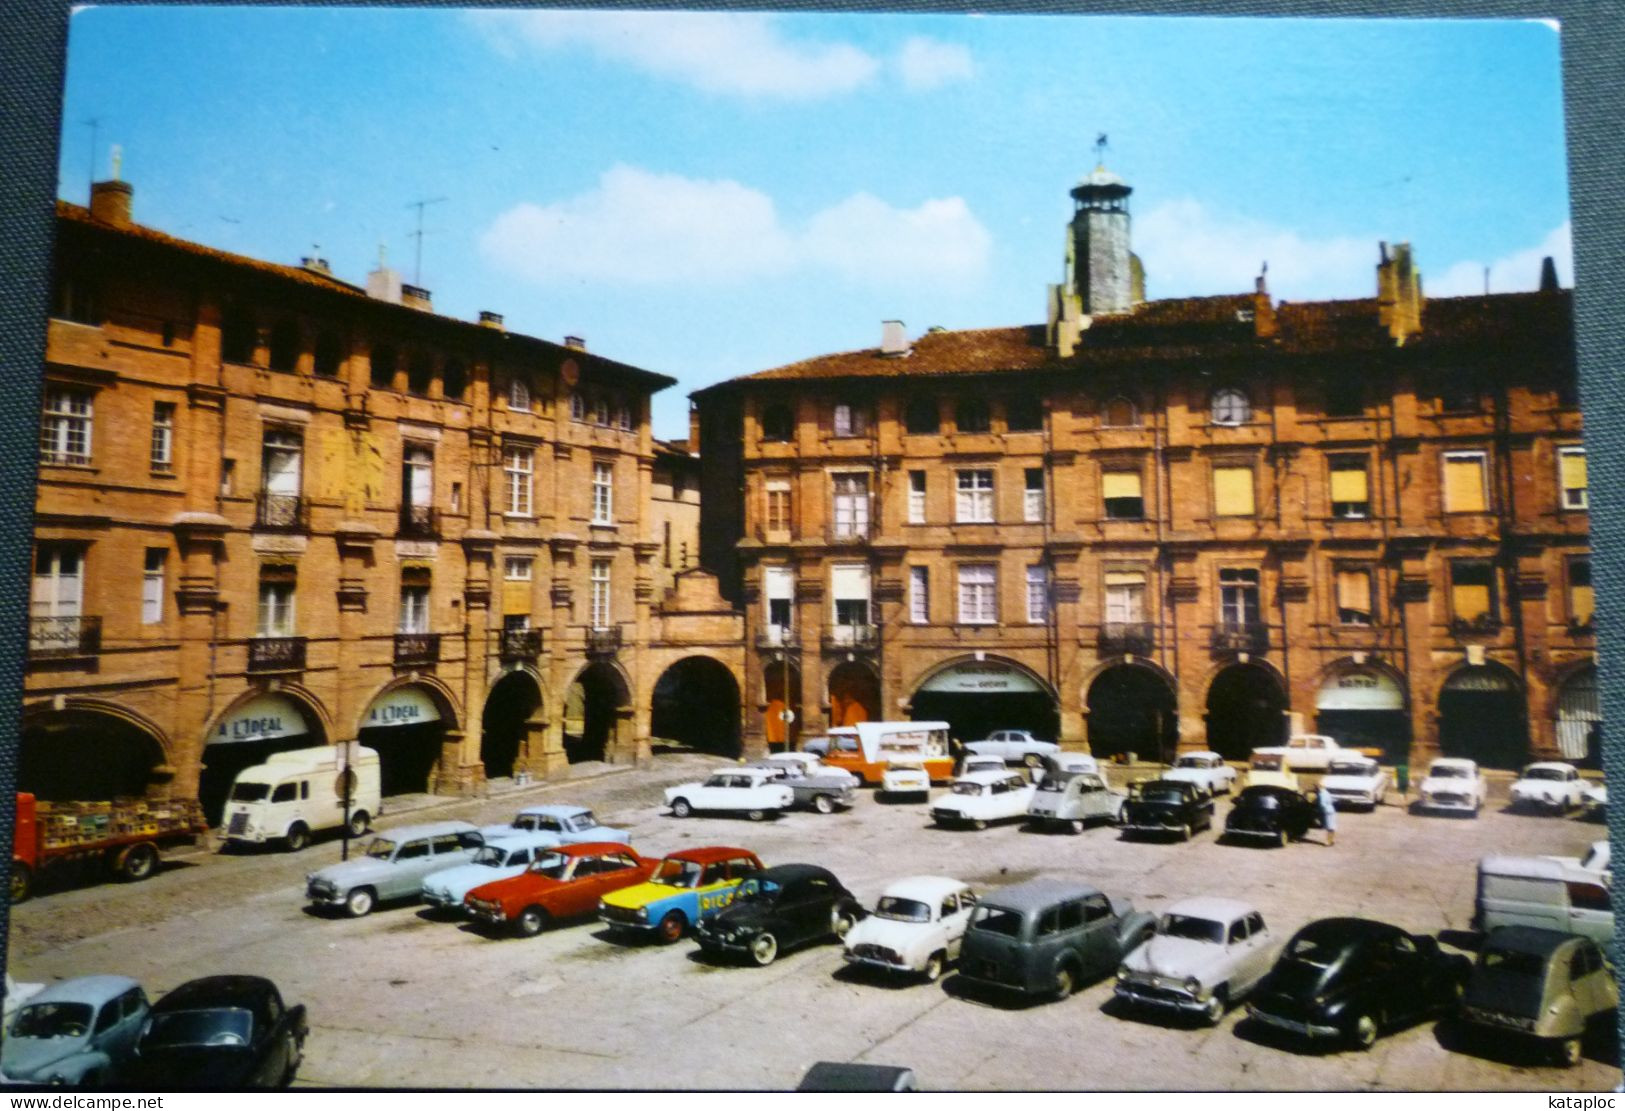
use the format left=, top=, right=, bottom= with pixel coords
left=1203, top=991, right=1227, bottom=1026
left=923, top=951, right=946, bottom=983
left=515, top=905, right=550, bottom=938
left=832, top=904, right=858, bottom=940
left=10, top=862, right=31, bottom=903
left=344, top=887, right=376, bottom=918
left=1182, top=822, right=1193, bottom=841
left=1053, top=963, right=1077, bottom=1001
left=1024, top=753, right=1045, bottom=770
left=671, top=798, right=692, bottom=818
left=284, top=823, right=310, bottom=852
left=1069, top=819, right=1086, bottom=835
left=1349, top=1011, right=1379, bottom=1050
left=747, top=809, right=767, bottom=822
left=749, top=932, right=779, bottom=966
left=971, top=818, right=988, bottom=831
left=347, top=810, right=371, bottom=837
left=117, top=843, right=158, bottom=882
left=1558, top=1036, right=1583, bottom=1068
left=813, top=794, right=836, bottom=815
left=657, top=910, right=687, bottom=944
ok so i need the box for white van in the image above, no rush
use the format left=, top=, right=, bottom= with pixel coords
left=1474, top=842, right=1612, bottom=944
left=222, top=743, right=381, bottom=851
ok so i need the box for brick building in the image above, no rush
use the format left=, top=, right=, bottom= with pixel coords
left=25, top=177, right=747, bottom=820
left=693, top=167, right=1594, bottom=771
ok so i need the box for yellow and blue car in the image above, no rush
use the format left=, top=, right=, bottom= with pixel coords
left=599, top=846, right=764, bottom=943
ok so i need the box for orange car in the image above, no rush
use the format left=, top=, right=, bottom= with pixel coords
left=464, top=841, right=653, bottom=937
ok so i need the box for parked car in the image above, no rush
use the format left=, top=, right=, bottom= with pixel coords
left=598, top=846, right=764, bottom=943
left=665, top=768, right=795, bottom=820
left=822, top=722, right=956, bottom=786
left=305, top=820, right=484, bottom=917
left=1114, top=898, right=1278, bottom=1025
left=929, top=770, right=1036, bottom=830
left=1, top=975, right=148, bottom=1087
left=481, top=804, right=628, bottom=844
left=881, top=761, right=934, bottom=798
left=1027, top=771, right=1127, bottom=833
left=742, top=760, right=858, bottom=814
left=1223, top=785, right=1321, bottom=847
left=1246, top=918, right=1471, bottom=1050
left=957, top=878, right=1155, bottom=1001
left=221, top=743, right=379, bottom=851
left=126, top=976, right=307, bottom=1090
left=1582, top=781, right=1607, bottom=821
left=843, top=876, right=979, bottom=982
left=693, top=863, right=863, bottom=967
left=1243, top=752, right=1300, bottom=791
left=1250, top=733, right=1377, bottom=772
left=419, top=830, right=563, bottom=914
left=1120, top=779, right=1215, bottom=840
left=1509, top=762, right=1588, bottom=814
left=761, top=752, right=856, bottom=787
left=3, top=973, right=45, bottom=1026
left=465, top=842, right=653, bottom=938
left=958, top=754, right=1009, bottom=778
left=1320, top=756, right=1390, bottom=810
left=1460, top=927, right=1618, bottom=1067
left=1415, top=757, right=1487, bottom=816
left=796, top=1062, right=918, bottom=1092
left=1038, top=751, right=1100, bottom=784
left=1474, top=849, right=1612, bottom=944
left=964, top=730, right=1060, bottom=769
left=1164, top=751, right=1238, bottom=796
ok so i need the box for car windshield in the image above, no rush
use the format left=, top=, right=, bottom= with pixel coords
left=1173, top=757, right=1209, bottom=769
left=969, top=904, right=1025, bottom=937
left=875, top=897, right=932, bottom=922
left=230, top=782, right=271, bottom=802
left=1251, top=755, right=1282, bottom=770
left=1138, top=786, right=1186, bottom=804
left=1327, top=762, right=1371, bottom=777
left=142, top=1008, right=254, bottom=1049
left=1160, top=914, right=1225, bottom=943
left=1240, top=790, right=1282, bottom=809
left=1285, top=934, right=1344, bottom=969
left=1036, top=778, right=1068, bottom=793
left=570, top=813, right=596, bottom=830
left=364, top=837, right=397, bottom=859
left=652, top=859, right=702, bottom=888
left=10, top=1002, right=93, bottom=1039
left=1523, top=768, right=1565, bottom=781
left=528, top=852, right=570, bottom=878
left=472, top=846, right=511, bottom=866
left=733, top=877, right=782, bottom=901
left=951, top=782, right=985, bottom=796
left=513, top=815, right=563, bottom=832
left=1480, top=949, right=1547, bottom=978
left=1429, top=765, right=1468, bottom=779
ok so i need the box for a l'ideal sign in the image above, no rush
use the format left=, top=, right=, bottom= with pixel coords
left=212, top=694, right=308, bottom=744
left=919, top=662, right=1046, bottom=695
left=363, top=686, right=441, bottom=729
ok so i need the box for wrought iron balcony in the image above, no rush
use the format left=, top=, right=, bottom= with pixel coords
left=1450, top=613, right=1503, bottom=637
left=393, top=632, right=441, bottom=667
left=822, top=624, right=879, bottom=652
left=756, top=625, right=796, bottom=650
left=28, top=615, right=101, bottom=658
left=500, top=627, right=543, bottom=661
left=255, top=492, right=308, bottom=532
left=1098, top=621, right=1155, bottom=658
left=586, top=625, right=623, bottom=655
left=1210, top=621, right=1270, bottom=653
left=248, top=635, right=306, bottom=672
left=398, top=504, right=440, bottom=539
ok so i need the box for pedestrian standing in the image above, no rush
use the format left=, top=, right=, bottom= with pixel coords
left=1318, top=784, right=1338, bottom=847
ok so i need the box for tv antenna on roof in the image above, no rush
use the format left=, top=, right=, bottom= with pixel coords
left=81, top=117, right=100, bottom=197
left=406, top=196, right=446, bottom=285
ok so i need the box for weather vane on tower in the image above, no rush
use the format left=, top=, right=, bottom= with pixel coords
left=1094, top=132, right=1109, bottom=167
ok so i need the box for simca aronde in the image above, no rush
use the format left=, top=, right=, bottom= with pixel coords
left=1250, top=733, right=1375, bottom=772
left=1247, top=918, right=1470, bottom=1050
left=964, top=729, right=1060, bottom=769
left=843, top=876, right=979, bottom=982
left=1416, top=757, right=1487, bottom=816
left=693, top=863, right=863, bottom=967
left=419, top=830, right=563, bottom=914
left=1121, top=779, right=1214, bottom=840
left=1164, top=751, right=1238, bottom=796
left=2, top=975, right=148, bottom=1087
left=1509, top=762, right=1588, bottom=814
left=481, top=804, right=628, bottom=844
left=742, top=760, right=858, bottom=814
left=125, top=976, right=307, bottom=1091
left=466, top=842, right=653, bottom=937
left=1115, top=897, right=1278, bottom=1025
left=305, top=820, right=483, bottom=918
left=1320, top=756, right=1390, bottom=810
left=929, top=770, right=1036, bottom=830
left=1223, top=785, right=1320, bottom=847
left=1027, top=771, right=1127, bottom=833
left=665, top=768, right=795, bottom=820
left=598, top=846, right=764, bottom=943
left=1461, top=927, right=1618, bottom=1067
left=958, top=878, right=1155, bottom=1001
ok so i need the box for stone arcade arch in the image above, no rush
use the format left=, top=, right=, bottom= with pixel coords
left=1204, top=662, right=1288, bottom=762
left=1314, top=660, right=1411, bottom=765
left=21, top=700, right=171, bottom=805
left=200, top=691, right=329, bottom=825
left=1085, top=663, right=1178, bottom=762
left=481, top=669, right=545, bottom=780
left=1438, top=663, right=1529, bottom=771
left=650, top=656, right=743, bottom=757
left=357, top=681, right=459, bottom=797
left=565, top=662, right=632, bottom=764
left=1554, top=664, right=1602, bottom=770
left=828, top=661, right=881, bottom=728
left=909, top=656, right=1060, bottom=746
left=762, top=659, right=802, bottom=751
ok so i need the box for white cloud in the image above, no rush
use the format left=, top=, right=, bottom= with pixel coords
left=480, top=166, right=991, bottom=289
left=469, top=10, right=879, bottom=100
left=896, top=37, right=974, bottom=91
left=1427, top=221, right=1572, bottom=296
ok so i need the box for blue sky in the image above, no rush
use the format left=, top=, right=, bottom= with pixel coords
left=59, top=10, right=1570, bottom=438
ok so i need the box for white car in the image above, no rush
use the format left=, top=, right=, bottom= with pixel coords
left=1583, top=781, right=1607, bottom=820
left=842, top=876, right=979, bottom=982
left=958, top=754, right=1008, bottom=778
left=1164, top=751, right=1238, bottom=796
left=1510, top=762, right=1588, bottom=814
left=762, top=752, right=856, bottom=785
left=1319, top=756, right=1390, bottom=810
left=665, top=769, right=795, bottom=820
left=964, top=730, right=1061, bottom=769
left=1416, top=757, right=1487, bottom=816
left=481, top=804, right=628, bottom=844
left=1114, top=897, right=1278, bottom=1025
left=882, top=761, right=932, bottom=797
left=929, top=771, right=1036, bottom=830
left=419, top=831, right=563, bottom=913
left=1250, top=733, right=1363, bottom=771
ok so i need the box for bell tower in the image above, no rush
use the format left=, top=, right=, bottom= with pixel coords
left=1048, top=139, right=1144, bottom=355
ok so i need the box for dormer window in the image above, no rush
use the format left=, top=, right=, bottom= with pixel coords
left=1211, top=388, right=1250, bottom=427
left=760, top=404, right=793, bottom=442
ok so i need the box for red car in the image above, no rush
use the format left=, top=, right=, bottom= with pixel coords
left=464, top=841, right=653, bottom=937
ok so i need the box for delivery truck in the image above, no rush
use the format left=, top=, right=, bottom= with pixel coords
left=10, top=793, right=207, bottom=902
left=221, top=743, right=381, bottom=851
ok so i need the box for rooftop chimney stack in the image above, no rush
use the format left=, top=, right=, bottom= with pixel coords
left=1539, top=256, right=1560, bottom=293
left=300, top=256, right=331, bottom=275
left=478, top=310, right=505, bottom=331
left=564, top=335, right=586, bottom=351
left=365, top=244, right=403, bottom=305
left=89, top=179, right=133, bottom=228
left=880, top=320, right=910, bottom=356
left=401, top=283, right=433, bottom=311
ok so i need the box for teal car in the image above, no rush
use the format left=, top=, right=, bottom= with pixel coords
left=598, top=847, right=764, bottom=943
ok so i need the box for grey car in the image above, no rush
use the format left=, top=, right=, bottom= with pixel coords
left=305, top=820, right=484, bottom=917
left=957, top=878, right=1155, bottom=1001
left=2, top=975, right=148, bottom=1087
left=1027, top=771, right=1127, bottom=833
left=964, top=730, right=1061, bottom=769
left=1461, top=927, right=1619, bottom=1067
left=742, top=761, right=858, bottom=814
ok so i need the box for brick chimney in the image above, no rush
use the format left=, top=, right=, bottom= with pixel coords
left=300, top=256, right=331, bottom=275
left=1376, top=241, right=1424, bottom=346
left=478, top=310, right=505, bottom=331
left=401, top=283, right=432, bottom=311
left=564, top=335, right=586, bottom=351
left=89, top=180, right=133, bottom=228
left=880, top=320, right=910, bottom=356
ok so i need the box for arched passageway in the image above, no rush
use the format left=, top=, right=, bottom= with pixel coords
left=762, top=660, right=802, bottom=751
left=1314, top=664, right=1411, bottom=765
left=1439, top=665, right=1528, bottom=771
left=200, top=693, right=327, bottom=824
left=829, top=662, right=880, bottom=728
left=566, top=663, right=629, bottom=763
left=1205, top=663, right=1287, bottom=761
left=1086, top=665, right=1178, bottom=762
left=482, top=671, right=543, bottom=779
left=22, top=708, right=167, bottom=804
left=910, top=658, right=1059, bottom=746
left=651, top=657, right=742, bottom=757
left=358, top=685, right=450, bottom=796
left=1554, top=666, right=1602, bottom=771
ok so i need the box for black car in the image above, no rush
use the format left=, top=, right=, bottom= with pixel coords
left=1246, top=918, right=1471, bottom=1049
left=1120, top=779, right=1214, bottom=840
left=693, top=863, right=862, bottom=967
left=797, top=1062, right=919, bottom=1091
left=1224, top=785, right=1321, bottom=846
left=127, top=975, right=307, bottom=1090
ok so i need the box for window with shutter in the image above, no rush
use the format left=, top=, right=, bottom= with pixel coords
left=909, top=566, right=929, bottom=624
left=1336, top=567, right=1373, bottom=625
left=1559, top=446, right=1587, bottom=510
left=1024, top=469, right=1045, bottom=522
left=1443, top=452, right=1488, bottom=513
left=142, top=549, right=165, bottom=625
left=1569, top=558, right=1593, bottom=626
left=1104, top=570, right=1146, bottom=623
left=1450, top=561, right=1494, bottom=622
left=907, top=471, right=926, bottom=523
left=1213, top=466, right=1256, bottom=517
left=1102, top=470, right=1144, bottom=519
left=1329, top=457, right=1370, bottom=518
